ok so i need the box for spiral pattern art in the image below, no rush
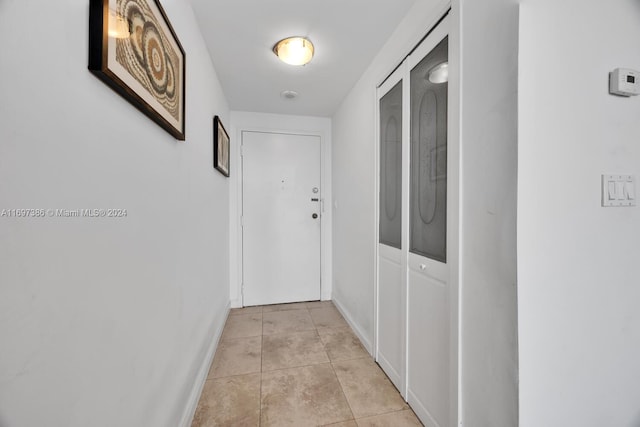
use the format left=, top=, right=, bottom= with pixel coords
left=115, top=0, right=180, bottom=121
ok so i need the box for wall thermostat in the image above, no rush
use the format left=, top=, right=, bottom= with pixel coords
left=609, top=68, right=640, bottom=97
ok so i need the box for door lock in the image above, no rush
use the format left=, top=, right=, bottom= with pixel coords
left=312, top=213, right=318, bottom=219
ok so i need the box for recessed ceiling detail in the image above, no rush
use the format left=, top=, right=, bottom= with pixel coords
left=281, top=90, right=299, bottom=100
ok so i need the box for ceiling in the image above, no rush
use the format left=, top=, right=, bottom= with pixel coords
left=189, top=0, right=418, bottom=117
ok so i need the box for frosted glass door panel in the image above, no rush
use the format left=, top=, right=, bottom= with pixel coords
left=379, top=81, right=402, bottom=249
left=409, top=37, right=448, bottom=262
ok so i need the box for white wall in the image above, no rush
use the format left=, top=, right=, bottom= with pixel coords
left=0, top=1, right=230, bottom=426
left=228, top=112, right=332, bottom=307
left=458, top=0, right=519, bottom=426
left=518, top=1, right=640, bottom=426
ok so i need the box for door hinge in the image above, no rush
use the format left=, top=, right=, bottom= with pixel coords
left=240, top=145, right=244, bottom=157
left=240, top=215, right=244, bottom=227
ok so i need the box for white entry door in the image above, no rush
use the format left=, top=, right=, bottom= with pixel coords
left=241, top=131, right=321, bottom=306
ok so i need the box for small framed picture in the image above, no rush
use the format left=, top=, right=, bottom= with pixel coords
left=213, top=116, right=230, bottom=177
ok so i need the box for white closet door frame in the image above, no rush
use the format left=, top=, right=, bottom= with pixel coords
left=375, top=64, right=410, bottom=395
left=374, top=9, right=460, bottom=426
left=405, top=14, right=459, bottom=427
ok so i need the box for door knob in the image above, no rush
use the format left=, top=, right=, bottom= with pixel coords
left=312, top=213, right=318, bottom=219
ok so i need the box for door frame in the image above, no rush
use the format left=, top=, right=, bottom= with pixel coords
left=228, top=113, right=333, bottom=308
left=240, top=130, right=322, bottom=306
left=373, top=5, right=460, bottom=425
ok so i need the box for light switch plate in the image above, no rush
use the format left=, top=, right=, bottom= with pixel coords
left=602, top=174, right=636, bottom=207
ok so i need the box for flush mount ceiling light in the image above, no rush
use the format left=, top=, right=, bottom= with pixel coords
left=427, top=62, right=449, bottom=84
left=273, top=37, right=314, bottom=66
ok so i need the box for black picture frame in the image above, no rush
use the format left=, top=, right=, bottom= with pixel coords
left=88, top=0, right=186, bottom=140
left=213, top=116, right=230, bottom=177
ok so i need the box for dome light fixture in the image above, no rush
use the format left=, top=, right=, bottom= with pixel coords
left=427, top=62, right=449, bottom=84
left=273, top=37, right=314, bottom=66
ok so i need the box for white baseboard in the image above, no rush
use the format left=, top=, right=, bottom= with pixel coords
left=332, top=297, right=373, bottom=355
left=377, top=351, right=402, bottom=392
left=408, top=388, right=440, bottom=427
left=179, top=302, right=230, bottom=427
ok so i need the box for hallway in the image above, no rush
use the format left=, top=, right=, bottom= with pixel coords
left=191, top=301, right=421, bottom=426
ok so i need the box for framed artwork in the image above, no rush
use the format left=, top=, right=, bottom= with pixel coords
left=213, top=116, right=230, bottom=177
left=88, top=0, right=186, bottom=140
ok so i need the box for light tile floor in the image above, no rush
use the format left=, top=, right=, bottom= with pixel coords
left=192, top=301, right=423, bottom=427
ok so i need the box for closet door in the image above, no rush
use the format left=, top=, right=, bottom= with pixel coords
left=406, top=18, right=451, bottom=427
left=376, top=67, right=406, bottom=392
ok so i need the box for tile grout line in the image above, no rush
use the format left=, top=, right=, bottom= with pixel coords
left=332, top=373, right=417, bottom=425
left=324, top=302, right=358, bottom=424
left=328, top=359, right=357, bottom=425
left=356, top=407, right=421, bottom=424
left=315, top=310, right=361, bottom=427
left=257, top=347, right=370, bottom=375
left=325, top=302, right=411, bottom=425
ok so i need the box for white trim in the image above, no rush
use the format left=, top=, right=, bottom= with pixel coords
left=179, top=302, right=230, bottom=427
left=375, top=62, right=408, bottom=398
left=373, top=76, right=380, bottom=366
left=332, top=297, right=373, bottom=355
left=447, top=4, right=462, bottom=426
left=401, top=56, right=411, bottom=400
left=408, top=389, right=442, bottom=427
left=377, top=352, right=402, bottom=392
